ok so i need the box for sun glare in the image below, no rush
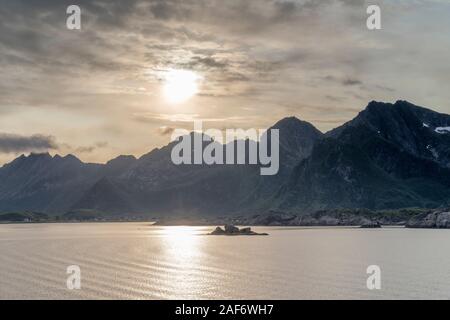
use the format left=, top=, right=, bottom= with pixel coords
left=163, top=69, right=200, bottom=104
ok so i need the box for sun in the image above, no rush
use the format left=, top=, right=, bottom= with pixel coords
left=163, top=69, right=200, bottom=104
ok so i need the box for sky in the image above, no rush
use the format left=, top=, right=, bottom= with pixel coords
left=0, top=0, right=450, bottom=165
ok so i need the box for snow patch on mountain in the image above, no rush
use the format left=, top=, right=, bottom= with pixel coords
left=435, top=126, right=450, bottom=134
left=427, top=145, right=439, bottom=159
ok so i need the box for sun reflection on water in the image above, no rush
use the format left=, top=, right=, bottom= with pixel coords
left=164, top=226, right=199, bottom=253
left=156, top=226, right=206, bottom=298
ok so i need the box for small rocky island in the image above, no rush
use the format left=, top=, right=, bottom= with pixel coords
left=209, top=225, right=269, bottom=236
left=360, top=221, right=382, bottom=228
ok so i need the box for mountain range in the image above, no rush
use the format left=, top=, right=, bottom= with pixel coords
left=1, top=100, right=450, bottom=218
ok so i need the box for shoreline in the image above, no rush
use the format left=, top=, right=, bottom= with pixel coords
left=2, top=207, right=449, bottom=229
left=3, top=220, right=450, bottom=230
left=0, top=220, right=405, bottom=228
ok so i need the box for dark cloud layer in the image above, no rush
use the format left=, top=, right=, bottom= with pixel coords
left=0, top=133, right=58, bottom=154
left=75, top=142, right=109, bottom=154
left=0, top=0, right=449, bottom=165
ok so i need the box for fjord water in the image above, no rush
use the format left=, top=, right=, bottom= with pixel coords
left=1, top=223, right=450, bottom=300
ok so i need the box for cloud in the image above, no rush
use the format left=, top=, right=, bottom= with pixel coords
left=323, top=75, right=363, bottom=87
left=75, top=142, right=109, bottom=153
left=0, top=0, right=450, bottom=164
left=157, top=126, right=176, bottom=136
left=185, top=56, right=228, bottom=70
left=342, top=78, right=363, bottom=86
left=134, top=112, right=250, bottom=123
left=0, top=133, right=58, bottom=153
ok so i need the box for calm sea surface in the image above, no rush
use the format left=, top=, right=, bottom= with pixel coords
left=1, top=223, right=450, bottom=299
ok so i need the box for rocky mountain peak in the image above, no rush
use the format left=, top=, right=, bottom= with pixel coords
left=2, top=101, right=450, bottom=216
left=272, top=116, right=322, bottom=136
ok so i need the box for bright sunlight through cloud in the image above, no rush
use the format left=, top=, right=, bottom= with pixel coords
left=163, top=69, right=200, bottom=104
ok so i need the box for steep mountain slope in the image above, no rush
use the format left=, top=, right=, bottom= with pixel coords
left=276, top=101, right=450, bottom=211
left=238, top=117, right=323, bottom=211
left=328, top=100, right=450, bottom=169
left=0, top=153, right=103, bottom=213
left=72, top=118, right=322, bottom=215
left=0, top=116, right=321, bottom=215
left=1, top=101, right=450, bottom=216
left=70, top=177, right=137, bottom=214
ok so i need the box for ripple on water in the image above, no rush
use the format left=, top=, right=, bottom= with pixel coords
left=1, top=223, right=450, bottom=299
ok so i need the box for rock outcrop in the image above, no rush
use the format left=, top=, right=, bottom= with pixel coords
left=360, top=221, right=382, bottom=228
left=407, top=209, right=450, bottom=228
left=209, top=225, right=268, bottom=236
